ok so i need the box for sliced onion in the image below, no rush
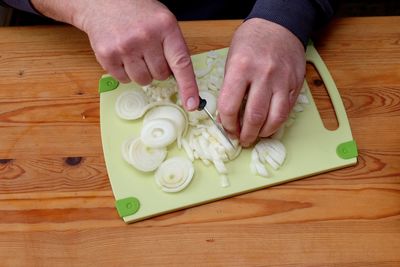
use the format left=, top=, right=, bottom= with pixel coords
left=293, top=104, right=304, bottom=112
left=122, top=137, right=167, bottom=172
left=141, top=118, right=177, bottom=148
left=181, top=138, right=194, bottom=161
left=220, top=174, right=230, bottom=188
left=212, top=158, right=227, bottom=174
left=195, top=64, right=213, bottom=78
left=155, top=157, right=194, bottom=193
left=254, top=161, right=269, bottom=177
left=115, top=90, right=149, bottom=120
left=255, top=138, right=286, bottom=170
left=297, top=93, right=309, bottom=104
left=144, top=104, right=188, bottom=138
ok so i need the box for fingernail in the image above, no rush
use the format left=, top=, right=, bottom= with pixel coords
left=186, top=97, right=197, bottom=110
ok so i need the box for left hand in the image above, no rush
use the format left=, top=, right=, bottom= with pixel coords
left=218, top=18, right=306, bottom=147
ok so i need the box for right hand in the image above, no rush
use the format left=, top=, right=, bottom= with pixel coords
left=75, top=0, right=200, bottom=110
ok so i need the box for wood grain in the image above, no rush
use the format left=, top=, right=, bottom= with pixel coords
left=0, top=18, right=399, bottom=266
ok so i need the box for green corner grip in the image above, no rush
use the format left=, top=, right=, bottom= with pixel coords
left=99, top=76, right=119, bottom=93
left=115, top=197, right=140, bottom=218
left=337, top=140, right=358, bottom=159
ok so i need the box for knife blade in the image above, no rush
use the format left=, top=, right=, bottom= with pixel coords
left=198, top=97, right=235, bottom=149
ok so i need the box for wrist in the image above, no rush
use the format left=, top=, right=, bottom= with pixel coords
left=30, top=0, right=89, bottom=30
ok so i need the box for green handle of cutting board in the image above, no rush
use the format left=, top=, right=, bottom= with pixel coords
left=306, top=43, right=352, bottom=135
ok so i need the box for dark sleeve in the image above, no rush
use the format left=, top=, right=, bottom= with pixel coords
left=246, top=0, right=336, bottom=47
left=0, top=0, right=38, bottom=14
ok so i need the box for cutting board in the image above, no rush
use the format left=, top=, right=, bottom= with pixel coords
left=99, top=43, right=358, bottom=223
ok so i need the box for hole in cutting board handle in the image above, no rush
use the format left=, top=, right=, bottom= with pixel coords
left=305, top=62, right=339, bottom=131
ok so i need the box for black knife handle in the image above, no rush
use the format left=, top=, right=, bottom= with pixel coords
left=198, top=97, right=207, bottom=111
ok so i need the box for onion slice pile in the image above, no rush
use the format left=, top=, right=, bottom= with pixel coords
left=155, top=157, right=194, bottom=193
left=140, top=118, right=178, bottom=148
left=122, top=137, right=167, bottom=172
left=144, top=104, right=188, bottom=138
left=115, top=90, right=149, bottom=120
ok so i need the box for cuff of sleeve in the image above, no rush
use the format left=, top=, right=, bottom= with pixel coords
left=2, top=0, right=40, bottom=14
left=246, top=0, right=317, bottom=47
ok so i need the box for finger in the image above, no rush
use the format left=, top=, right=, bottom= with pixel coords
left=217, top=62, right=249, bottom=135
left=239, top=80, right=272, bottom=147
left=259, top=90, right=290, bottom=137
left=122, top=56, right=152, bottom=85
left=94, top=50, right=130, bottom=83
left=144, top=42, right=171, bottom=81
left=163, top=28, right=199, bottom=111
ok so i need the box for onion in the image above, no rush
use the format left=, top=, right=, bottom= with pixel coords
left=144, top=105, right=188, bottom=139
left=155, top=157, right=194, bottom=193
left=255, top=138, right=286, bottom=170
left=140, top=118, right=177, bottom=148
left=115, top=90, right=149, bottom=120
left=297, top=94, right=309, bottom=104
left=220, top=174, right=230, bottom=188
left=293, top=104, right=304, bottom=112
left=181, top=138, right=194, bottom=161
left=213, top=158, right=227, bottom=174
left=122, top=137, right=167, bottom=172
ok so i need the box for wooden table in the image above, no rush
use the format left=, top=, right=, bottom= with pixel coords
left=1, top=17, right=399, bottom=266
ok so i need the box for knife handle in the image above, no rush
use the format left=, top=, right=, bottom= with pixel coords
left=197, top=97, right=207, bottom=111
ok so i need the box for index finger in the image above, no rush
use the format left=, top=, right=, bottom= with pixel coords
left=163, top=27, right=199, bottom=111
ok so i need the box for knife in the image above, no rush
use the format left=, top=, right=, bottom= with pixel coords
left=198, top=97, right=235, bottom=148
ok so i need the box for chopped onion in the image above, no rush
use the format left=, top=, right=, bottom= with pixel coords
left=115, top=90, right=149, bottom=120
left=140, top=118, right=177, bottom=148
left=255, top=138, right=286, bottom=170
left=155, top=157, right=194, bottom=193
left=254, top=161, right=269, bottom=177
left=195, top=65, right=213, bottom=78
left=122, top=137, right=167, bottom=172
left=297, top=93, right=309, bottom=104
left=220, top=174, right=230, bottom=188
left=212, top=158, right=227, bottom=174
left=293, top=104, right=304, bottom=112
left=181, top=138, right=194, bottom=161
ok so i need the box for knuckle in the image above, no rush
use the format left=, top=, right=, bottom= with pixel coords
left=135, top=75, right=152, bottom=86
left=95, top=45, right=115, bottom=60
left=271, top=111, right=289, bottom=126
left=170, top=54, right=192, bottom=70
left=247, top=109, right=266, bottom=126
left=156, top=11, right=176, bottom=29
left=230, top=54, right=251, bottom=71
left=218, top=103, right=238, bottom=117
left=156, top=68, right=172, bottom=80
left=117, top=30, right=152, bottom=55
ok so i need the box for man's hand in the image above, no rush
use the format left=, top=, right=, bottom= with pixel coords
left=218, top=18, right=306, bottom=147
left=32, top=0, right=199, bottom=110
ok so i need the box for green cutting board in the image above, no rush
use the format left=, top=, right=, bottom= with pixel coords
left=99, top=44, right=358, bottom=223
